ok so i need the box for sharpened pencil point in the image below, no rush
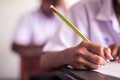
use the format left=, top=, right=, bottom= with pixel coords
left=50, top=5, right=54, bottom=9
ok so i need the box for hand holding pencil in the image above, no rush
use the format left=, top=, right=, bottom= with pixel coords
left=50, top=5, right=113, bottom=64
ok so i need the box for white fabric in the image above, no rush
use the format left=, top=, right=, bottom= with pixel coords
left=13, top=9, right=62, bottom=45
left=44, top=0, right=120, bottom=51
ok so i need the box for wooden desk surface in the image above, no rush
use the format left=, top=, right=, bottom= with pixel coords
left=58, top=62, right=120, bottom=80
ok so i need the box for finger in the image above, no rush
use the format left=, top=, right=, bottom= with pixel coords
left=82, top=41, right=104, bottom=57
left=115, top=56, right=119, bottom=62
left=104, top=48, right=113, bottom=60
left=111, top=46, right=119, bottom=58
left=77, top=47, right=107, bottom=65
left=117, top=47, right=120, bottom=63
left=77, top=56, right=101, bottom=69
left=118, top=56, right=120, bottom=63
left=109, top=44, right=115, bottom=51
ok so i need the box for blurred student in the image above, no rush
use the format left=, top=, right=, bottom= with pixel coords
left=12, top=0, right=66, bottom=80
left=40, top=0, right=120, bottom=71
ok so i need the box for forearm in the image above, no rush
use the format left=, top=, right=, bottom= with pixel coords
left=40, top=50, right=68, bottom=71
left=12, top=43, right=44, bottom=56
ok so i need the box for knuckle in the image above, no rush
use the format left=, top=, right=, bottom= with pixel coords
left=80, top=41, right=87, bottom=46
left=99, top=46, right=104, bottom=53
left=80, top=41, right=85, bottom=45
left=93, top=65, right=101, bottom=69
left=96, top=58, right=102, bottom=64
left=77, top=57, right=84, bottom=63
left=77, top=49, right=83, bottom=55
left=76, top=48, right=85, bottom=56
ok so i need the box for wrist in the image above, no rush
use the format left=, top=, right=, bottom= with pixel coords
left=62, top=47, right=75, bottom=66
left=60, top=50, right=68, bottom=66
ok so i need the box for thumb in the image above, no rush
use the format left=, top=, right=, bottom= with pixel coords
left=104, top=48, right=113, bottom=60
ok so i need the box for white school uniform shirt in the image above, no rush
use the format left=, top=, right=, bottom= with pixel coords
left=44, top=0, right=120, bottom=52
left=13, top=9, right=61, bottom=45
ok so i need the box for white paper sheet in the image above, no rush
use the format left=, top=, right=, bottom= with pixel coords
left=94, top=61, right=120, bottom=78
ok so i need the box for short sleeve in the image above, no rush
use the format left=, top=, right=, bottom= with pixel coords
left=13, top=15, right=32, bottom=45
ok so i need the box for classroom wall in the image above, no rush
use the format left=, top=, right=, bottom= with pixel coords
left=0, top=0, right=79, bottom=79
left=0, top=0, right=39, bottom=79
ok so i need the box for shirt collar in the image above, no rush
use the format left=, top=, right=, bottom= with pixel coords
left=96, top=0, right=114, bottom=21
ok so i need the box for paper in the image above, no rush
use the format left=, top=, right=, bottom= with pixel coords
left=94, top=61, right=120, bottom=78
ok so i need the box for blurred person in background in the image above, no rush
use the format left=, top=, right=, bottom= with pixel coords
left=40, top=0, right=120, bottom=71
left=12, top=0, right=66, bottom=80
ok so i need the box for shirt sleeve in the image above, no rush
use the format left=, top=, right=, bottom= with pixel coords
left=13, top=14, right=32, bottom=45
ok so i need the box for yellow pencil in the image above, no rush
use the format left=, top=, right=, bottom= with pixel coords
left=50, top=5, right=110, bottom=62
left=50, top=5, right=89, bottom=41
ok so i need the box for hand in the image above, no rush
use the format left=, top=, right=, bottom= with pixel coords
left=64, top=41, right=113, bottom=70
left=109, top=44, right=120, bottom=63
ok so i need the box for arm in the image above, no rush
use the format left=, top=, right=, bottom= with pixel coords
left=40, top=41, right=113, bottom=71
left=12, top=43, right=45, bottom=56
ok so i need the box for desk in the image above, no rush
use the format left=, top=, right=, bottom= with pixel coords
left=57, top=62, right=120, bottom=80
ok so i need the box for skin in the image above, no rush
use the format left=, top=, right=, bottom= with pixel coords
left=109, top=44, right=120, bottom=62
left=12, top=43, right=45, bottom=57
left=110, top=0, right=120, bottom=63
left=40, top=0, right=61, bottom=18
left=40, top=41, right=113, bottom=71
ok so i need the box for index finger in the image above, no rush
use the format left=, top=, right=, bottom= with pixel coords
left=81, top=41, right=104, bottom=57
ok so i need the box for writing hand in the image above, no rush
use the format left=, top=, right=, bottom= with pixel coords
left=64, top=41, right=113, bottom=70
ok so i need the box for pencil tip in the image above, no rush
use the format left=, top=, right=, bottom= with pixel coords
left=50, top=5, right=54, bottom=9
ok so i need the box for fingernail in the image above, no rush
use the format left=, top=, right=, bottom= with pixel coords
left=110, top=57, right=114, bottom=60
left=106, top=59, right=110, bottom=63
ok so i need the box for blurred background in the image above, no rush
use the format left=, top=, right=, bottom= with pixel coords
left=0, top=0, right=79, bottom=80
